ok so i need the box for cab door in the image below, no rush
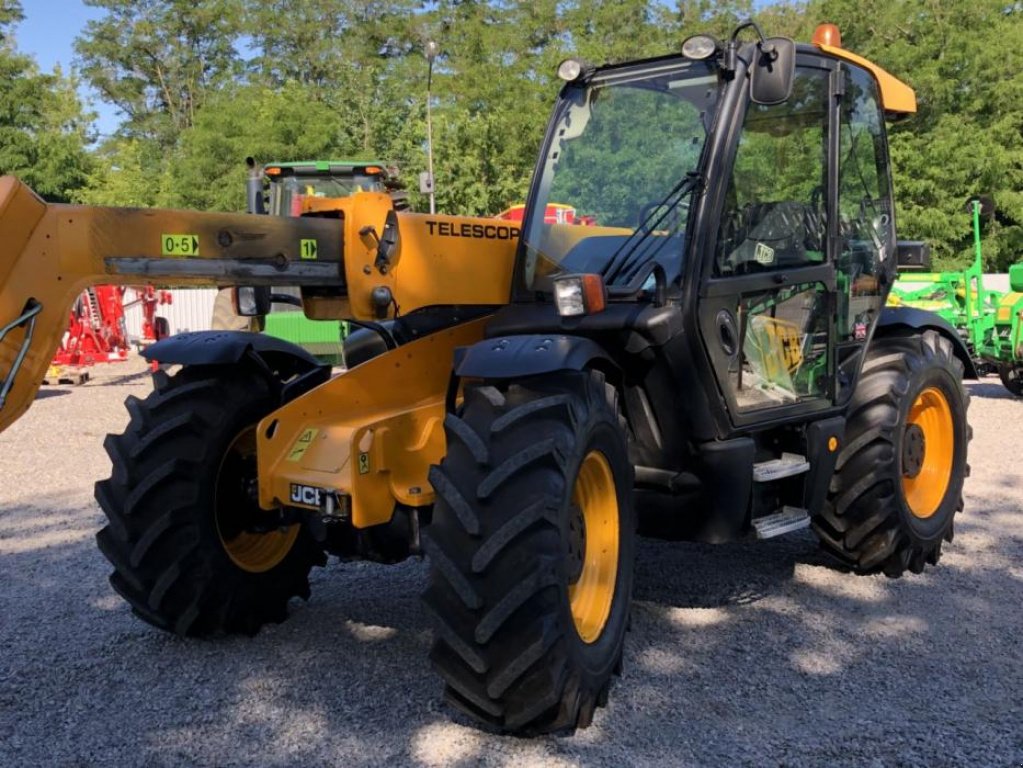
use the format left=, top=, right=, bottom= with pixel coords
left=696, top=60, right=840, bottom=428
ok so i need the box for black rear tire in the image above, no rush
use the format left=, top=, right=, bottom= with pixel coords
left=95, top=366, right=325, bottom=636
left=998, top=363, right=1023, bottom=396
left=422, top=371, right=634, bottom=734
left=813, top=330, right=970, bottom=576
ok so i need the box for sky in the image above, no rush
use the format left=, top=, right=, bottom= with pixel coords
left=18, top=0, right=120, bottom=137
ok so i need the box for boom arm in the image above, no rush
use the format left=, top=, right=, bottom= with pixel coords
left=0, top=176, right=518, bottom=435
left=0, top=176, right=346, bottom=433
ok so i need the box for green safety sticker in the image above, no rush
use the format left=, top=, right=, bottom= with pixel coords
left=300, top=239, right=318, bottom=260
left=287, top=428, right=319, bottom=462
left=161, top=234, right=199, bottom=257
left=358, top=452, right=370, bottom=474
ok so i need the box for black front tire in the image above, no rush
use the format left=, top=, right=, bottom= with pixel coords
left=422, top=371, right=634, bottom=734
left=813, top=330, right=970, bottom=576
left=95, top=366, right=325, bottom=636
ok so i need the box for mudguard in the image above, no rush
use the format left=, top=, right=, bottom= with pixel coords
left=454, top=334, right=616, bottom=380
left=141, top=330, right=322, bottom=371
left=877, top=306, right=979, bottom=379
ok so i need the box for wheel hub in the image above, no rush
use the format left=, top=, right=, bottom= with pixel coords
left=215, top=427, right=300, bottom=573
left=902, top=423, right=926, bottom=478
left=901, top=386, right=955, bottom=520
left=567, top=450, right=619, bottom=644
left=567, top=504, right=586, bottom=584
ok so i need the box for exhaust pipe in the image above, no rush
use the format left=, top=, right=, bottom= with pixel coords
left=245, top=156, right=266, bottom=215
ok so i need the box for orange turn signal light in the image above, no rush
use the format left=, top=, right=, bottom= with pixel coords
left=264, top=166, right=281, bottom=176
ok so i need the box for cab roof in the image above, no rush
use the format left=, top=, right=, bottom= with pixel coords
left=264, top=160, right=389, bottom=176
left=813, top=42, right=916, bottom=114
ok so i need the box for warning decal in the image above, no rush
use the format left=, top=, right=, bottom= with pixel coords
left=161, top=234, right=200, bottom=257
left=286, top=428, right=319, bottom=462
left=300, top=239, right=318, bottom=260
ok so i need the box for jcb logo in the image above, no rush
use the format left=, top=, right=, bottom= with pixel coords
left=290, top=484, right=323, bottom=507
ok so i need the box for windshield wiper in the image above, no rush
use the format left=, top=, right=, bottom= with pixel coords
left=601, top=172, right=702, bottom=285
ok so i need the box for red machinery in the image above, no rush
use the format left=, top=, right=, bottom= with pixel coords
left=52, top=285, right=171, bottom=367
left=496, top=202, right=595, bottom=226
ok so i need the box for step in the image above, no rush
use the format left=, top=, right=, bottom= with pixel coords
left=753, top=452, right=810, bottom=483
left=752, top=506, right=811, bottom=539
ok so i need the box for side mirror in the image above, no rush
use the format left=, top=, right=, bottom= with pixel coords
left=233, top=285, right=271, bottom=317
left=895, top=241, right=932, bottom=272
left=750, top=37, right=795, bottom=105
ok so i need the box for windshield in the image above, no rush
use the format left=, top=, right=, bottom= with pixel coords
left=521, top=60, right=721, bottom=293
left=270, top=174, right=387, bottom=216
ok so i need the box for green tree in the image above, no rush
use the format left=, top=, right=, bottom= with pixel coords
left=811, top=0, right=1023, bottom=269
left=75, top=0, right=244, bottom=147
left=76, top=137, right=161, bottom=206
left=159, top=81, right=361, bottom=212
left=0, top=1, right=94, bottom=202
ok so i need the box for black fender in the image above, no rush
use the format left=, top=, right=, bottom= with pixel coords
left=142, top=331, right=330, bottom=399
left=342, top=322, right=395, bottom=369
left=454, top=334, right=616, bottom=380
left=877, top=306, right=979, bottom=379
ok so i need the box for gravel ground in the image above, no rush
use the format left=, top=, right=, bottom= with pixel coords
left=1, top=360, right=1021, bottom=767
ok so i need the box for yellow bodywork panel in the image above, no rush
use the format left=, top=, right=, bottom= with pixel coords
left=817, top=43, right=917, bottom=114
left=329, top=192, right=518, bottom=319
left=256, top=317, right=490, bottom=528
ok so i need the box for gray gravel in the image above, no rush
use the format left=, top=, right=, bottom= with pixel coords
left=1, top=361, right=1021, bottom=767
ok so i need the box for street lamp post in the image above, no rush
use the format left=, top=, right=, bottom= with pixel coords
left=424, top=40, right=439, bottom=215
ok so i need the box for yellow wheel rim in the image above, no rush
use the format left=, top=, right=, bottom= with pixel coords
left=901, top=386, right=954, bottom=519
left=567, top=450, right=619, bottom=644
left=215, top=427, right=299, bottom=573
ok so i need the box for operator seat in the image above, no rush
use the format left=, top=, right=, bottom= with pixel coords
left=719, top=201, right=826, bottom=274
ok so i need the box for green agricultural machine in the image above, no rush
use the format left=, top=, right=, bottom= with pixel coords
left=890, top=199, right=1023, bottom=394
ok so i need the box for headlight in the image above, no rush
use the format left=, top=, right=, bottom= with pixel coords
left=232, top=286, right=270, bottom=316
left=553, top=274, right=607, bottom=317
left=557, top=58, right=587, bottom=82
left=681, top=35, right=718, bottom=60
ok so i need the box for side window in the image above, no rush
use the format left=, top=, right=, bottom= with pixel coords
left=837, top=65, right=894, bottom=342
left=715, top=68, right=830, bottom=276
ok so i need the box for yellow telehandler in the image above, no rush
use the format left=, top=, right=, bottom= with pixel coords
left=0, top=22, right=972, bottom=734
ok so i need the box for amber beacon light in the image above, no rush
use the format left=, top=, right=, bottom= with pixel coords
left=812, top=23, right=842, bottom=48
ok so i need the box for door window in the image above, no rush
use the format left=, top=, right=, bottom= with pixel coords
left=836, top=65, right=895, bottom=342
left=715, top=69, right=830, bottom=276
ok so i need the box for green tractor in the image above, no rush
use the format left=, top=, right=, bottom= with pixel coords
left=212, top=158, right=410, bottom=362
left=257, top=158, right=409, bottom=217
left=890, top=199, right=1023, bottom=394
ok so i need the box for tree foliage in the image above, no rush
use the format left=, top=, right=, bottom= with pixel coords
left=809, top=0, right=1023, bottom=269
left=0, top=1, right=94, bottom=202
left=2, top=0, right=1022, bottom=268
left=75, top=0, right=243, bottom=147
